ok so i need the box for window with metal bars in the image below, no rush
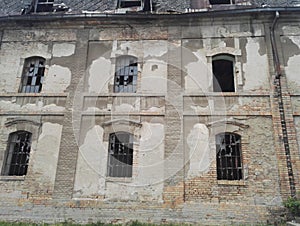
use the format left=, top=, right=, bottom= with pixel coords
left=19, top=57, right=45, bottom=93
left=216, top=133, right=243, bottom=180
left=114, top=56, right=138, bottom=93
left=107, top=132, right=133, bottom=177
left=212, top=54, right=235, bottom=92
left=2, top=131, right=32, bottom=176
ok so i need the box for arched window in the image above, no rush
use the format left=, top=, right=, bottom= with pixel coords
left=107, top=132, right=133, bottom=177
left=212, top=54, right=235, bottom=92
left=19, top=56, right=45, bottom=93
left=2, top=131, right=32, bottom=176
left=216, top=133, right=242, bottom=180
left=114, top=55, right=138, bottom=93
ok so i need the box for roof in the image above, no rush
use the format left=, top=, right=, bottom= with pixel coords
left=0, top=0, right=300, bottom=17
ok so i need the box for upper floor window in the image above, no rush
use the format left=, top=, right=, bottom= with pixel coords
left=209, top=0, right=235, bottom=4
left=19, top=57, right=45, bottom=93
left=117, top=0, right=142, bottom=8
left=114, top=55, right=138, bottom=93
left=107, top=132, right=133, bottom=177
left=216, top=133, right=242, bottom=180
left=2, top=131, right=32, bottom=176
left=212, top=54, right=235, bottom=92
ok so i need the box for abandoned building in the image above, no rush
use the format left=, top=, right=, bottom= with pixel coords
left=1, top=0, right=300, bottom=224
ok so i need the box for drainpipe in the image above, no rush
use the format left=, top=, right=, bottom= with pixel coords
left=270, top=11, right=296, bottom=197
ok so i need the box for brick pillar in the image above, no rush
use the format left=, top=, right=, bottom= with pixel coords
left=163, top=40, right=185, bottom=207
left=52, top=30, right=88, bottom=200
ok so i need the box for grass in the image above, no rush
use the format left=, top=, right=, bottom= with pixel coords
left=0, top=222, right=192, bottom=226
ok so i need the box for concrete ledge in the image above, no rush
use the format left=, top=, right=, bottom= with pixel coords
left=287, top=222, right=300, bottom=226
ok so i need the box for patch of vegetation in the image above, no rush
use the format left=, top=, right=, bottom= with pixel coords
left=283, top=196, right=300, bottom=217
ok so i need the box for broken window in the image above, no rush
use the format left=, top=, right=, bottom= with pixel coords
left=117, top=0, right=142, bottom=8
left=107, top=132, right=133, bottom=177
left=2, top=131, right=32, bottom=176
left=20, top=57, right=45, bottom=93
left=209, top=0, right=235, bottom=4
left=216, top=133, right=242, bottom=180
left=114, top=56, right=138, bottom=93
left=212, top=54, right=235, bottom=92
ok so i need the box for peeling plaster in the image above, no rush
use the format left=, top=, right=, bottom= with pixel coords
left=43, top=65, right=71, bottom=92
left=0, top=42, right=50, bottom=92
left=141, top=59, right=167, bottom=93
left=74, top=125, right=107, bottom=197
left=52, top=43, right=75, bottom=57
left=32, top=122, right=62, bottom=185
left=143, top=41, right=168, bottom=58
left=187, top=123, right=211, bottom=178
left=243, top=38, right=269, bottom=91
left=184, top=50, right=209, bottom=92
left=88, top=57, right=111, bottom=93
left=0, top=100, right=64, bottom=112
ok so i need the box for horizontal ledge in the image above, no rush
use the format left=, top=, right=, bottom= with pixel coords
left=217, top=180, right=246, bottom=186
left=0, top=175, right=25, bottom=181
left=0, top=93, right=68, bottom=97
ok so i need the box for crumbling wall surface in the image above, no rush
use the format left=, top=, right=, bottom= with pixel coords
left=0, top=14, right=295, bottom=225
left=184, top=117, right=281, bottom=204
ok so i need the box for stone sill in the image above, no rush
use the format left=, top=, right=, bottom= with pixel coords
left=0, top=175, right=25, bottom=181
left=217, top=180, right=246, bottom=186
left=106, top=177, right=133, bottom=183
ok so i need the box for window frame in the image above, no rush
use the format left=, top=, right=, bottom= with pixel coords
left=1, top=131, right=32, bottom=176
left=107, top=132, right=134, bottom=178
left=117, top=0, right=142, bottom=8
left=212, top=54, right=236, bottom=92
left=114, top=55, right=138, bottom=93
left=19, top=56, right=46, bottom=93
left=215, top=132, right=243, bottom=181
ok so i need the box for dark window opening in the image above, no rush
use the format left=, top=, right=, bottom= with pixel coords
left=107, top=132, right=133, bottom=177
left=114, top=56, right=138, bottom=93
left=36, top=0, right=54, bottom=12
left=209, top=0, right=235, bottom=4
left=212, top=54, right=235, bottom=92
left=216, top=133, right=242, bottom=180
left=20, top=57, right=45, bottom=93
left=2, top=131, right=32, bottom=176
left=118, top=0, right=142, bottom=8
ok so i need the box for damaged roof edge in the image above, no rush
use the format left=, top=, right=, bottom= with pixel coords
left=1, top=7, right=300, bottom=23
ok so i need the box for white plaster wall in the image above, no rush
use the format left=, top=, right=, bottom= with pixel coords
left=141, top=59, right=167, bottom=93
left=184, top=50, right=210, bottom=93
left=187, top=123, right=211, bottom=178
left=52, top=43, right=75, bottom=57
left=105, top=122, right=164, bottom=201
left=43, top=65, right=71, bottom=93
left=31, top=122, right=62, bottom=187
left=243, top=38, right=269, bottom=91
left=0, top=42, right=50, bottom=92
left=73, top=125, right=107, bottom=197
left=284, top=35, right=300, bottom=89
left=88, top=57, right=112, bottom=93
left=74, top=123, right=164, bottom=201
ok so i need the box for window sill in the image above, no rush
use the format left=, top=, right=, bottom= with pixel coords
left=0, top=175, right=25, bottom=181
left=217, top=180, right=246, bottom=186
left=106, top=177, right=133, bottom=183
